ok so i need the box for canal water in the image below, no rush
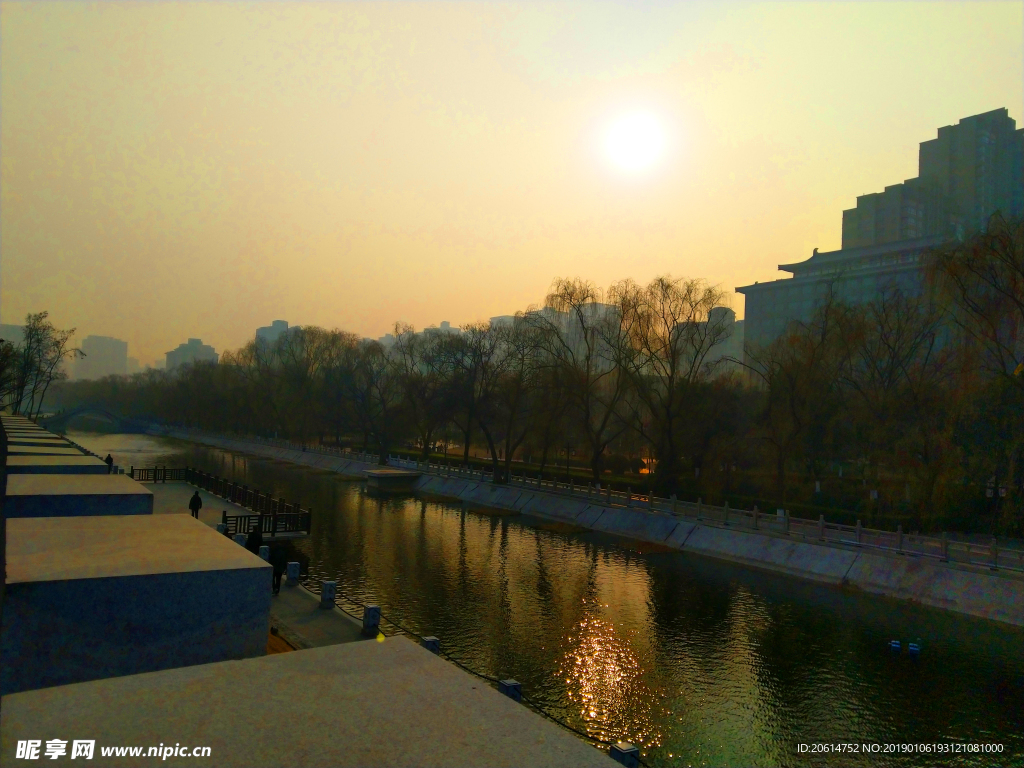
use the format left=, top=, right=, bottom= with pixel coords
left=75, top=432, right=1024, bottom=768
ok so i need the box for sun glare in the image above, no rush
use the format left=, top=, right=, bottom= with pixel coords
left=603, top=112, right=667, bottom=173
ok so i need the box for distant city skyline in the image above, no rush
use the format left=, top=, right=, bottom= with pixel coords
left=2, top=2, right=1020, bottom=363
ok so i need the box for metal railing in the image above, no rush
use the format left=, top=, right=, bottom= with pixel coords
left=171, top=428, right=1024, bottom=573
left=130, top=463, right=313, bottom=536
left=130, top=466, right=187, bottom=482
left=221, top=511, right=311, bottom=537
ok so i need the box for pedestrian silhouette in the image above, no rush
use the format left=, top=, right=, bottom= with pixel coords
left=188, top=491, right=203, bottom=519
left=104, top=454, right=114, bottom=474
left=245, top=526, right=264, bottom=555
left=269, top=544, right=288, bottom=595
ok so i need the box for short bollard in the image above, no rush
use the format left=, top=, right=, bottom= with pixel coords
left=362, top=605, right=381, bottom=636
left=216, top=523, right=227, bottom=535
left=259, top=545, right=270, bottom=561
left=286, top=562, right=300, bottom=586
left=498, top=679, right=522, bottom=702
left=421, top=636, right=440, bottom=654
left=320, top=581, right=336, bottom=609
left=233, top=533, right=247, bottom=546
left=609, top=741, right=640, bottom=768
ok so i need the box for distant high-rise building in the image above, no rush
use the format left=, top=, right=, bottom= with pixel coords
left=0, top=323, right=24, bottom=346
left=703, top=308, right=745, bottom=375
left=256, top=320, right=291, bottom=345
left=165, top=338, right=218, bottom=370
left=75, top=335, right=128, bottom=380
left=738, top=109, right=1024, bottom=351
left=127, top=357, right=141, bottom=374
left=841, top=109, right=1023, bottom=248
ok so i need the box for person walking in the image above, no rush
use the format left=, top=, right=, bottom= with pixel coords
left=188, top=491, right=203, bottom=520
left=104, top=454, right=114, bottom=474
left=245, top=526, right=264, bottom=555
left=269, top=544, right=288, bottom=595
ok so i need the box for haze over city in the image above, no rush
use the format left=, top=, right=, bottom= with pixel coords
left=1, top=1, right=1021, bottom=366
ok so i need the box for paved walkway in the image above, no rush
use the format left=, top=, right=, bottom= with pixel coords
left=269, top=582, right=368, bottom=649
left=144, top=481, right=250, bottom=526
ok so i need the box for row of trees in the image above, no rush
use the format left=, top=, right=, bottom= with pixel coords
left=53, top=215, right=1024, bottom=535
left=0, top=312, right=81, bottom=418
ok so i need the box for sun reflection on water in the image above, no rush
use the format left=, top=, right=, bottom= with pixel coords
left=559, top=604, right=663, bottom=751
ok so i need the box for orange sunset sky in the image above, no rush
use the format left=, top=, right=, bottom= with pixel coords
left=2, top=1, right=1021, bottom=366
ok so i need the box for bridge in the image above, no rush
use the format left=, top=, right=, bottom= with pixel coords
left=41, top=406, right=155, bottom=435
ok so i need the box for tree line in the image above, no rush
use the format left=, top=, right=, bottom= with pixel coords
left=52, top=215, right=1024, bottom=536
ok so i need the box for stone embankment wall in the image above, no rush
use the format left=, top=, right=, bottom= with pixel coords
left=168, top=430, right=1024, bottom=627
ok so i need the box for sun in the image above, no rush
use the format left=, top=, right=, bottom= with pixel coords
left=603, top=112, right=667, bottom=173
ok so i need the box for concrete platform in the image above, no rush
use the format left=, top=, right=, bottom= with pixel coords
left=2, top=515, right=271, bottom=695
left=8, top=436, right=71, bottom=447
left=7, top=444, right=83, bottom=456
left=6, top=454, right=108, bottom=474
left=364, top=467, right=421, bottom=493
left=0, top=638, right=618, bottom=768
left=4, top=475, right=154, bottom=517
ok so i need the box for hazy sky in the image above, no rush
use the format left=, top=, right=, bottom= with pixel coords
left=2, top=2, right=1021, bottom=365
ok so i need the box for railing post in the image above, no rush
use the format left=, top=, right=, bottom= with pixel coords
left=991, top=537, right=999, bottom=568
left=498, top=680, right=522, bottom=702
left=723, top=500, right=729, bottom=524
left=818, top=514, right=825, bottom=540
left=362, top=605, right=381, bottom=637
left=784, top=510, right=790, bottom=534
left=752, top=505, right=758, bottom=529
left=221, top=510, right=227, bottom=527
left=671, top=494, right=678, bottom=515
left=609, top=742, right=640, bottom=768
left=320, top=581, right=337, bottom=609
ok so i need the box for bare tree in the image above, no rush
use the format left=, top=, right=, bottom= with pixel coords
left=745, top=289, right=849, bottom=506
left=9, top=313, right=82, bottom=417
left=528, top=278, right=631, bottom=482
left=930, top=214, right=1024, bottom=383
left=613, top=275, right=731, bottom=493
